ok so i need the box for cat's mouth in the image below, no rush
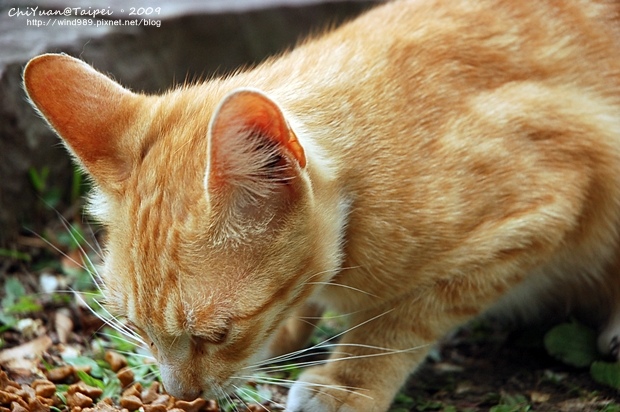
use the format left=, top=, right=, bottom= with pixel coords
left=158, top=359, right=243, bottom=402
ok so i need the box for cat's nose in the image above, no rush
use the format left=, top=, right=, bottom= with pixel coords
left=162, top=380, right=202, bottom=400
left=159, top=364, right=203, bottom=400
left=174, top=386, right=202, bottom=401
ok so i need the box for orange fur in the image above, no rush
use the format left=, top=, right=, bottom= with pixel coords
left=23, top=0, right=620, bottom=410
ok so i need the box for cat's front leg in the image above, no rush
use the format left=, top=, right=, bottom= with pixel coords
left=285, top=306, right=434, bottom=412
left=267, top=302, right=324, bottom=358
left=598, top=303, right=620, bottom=360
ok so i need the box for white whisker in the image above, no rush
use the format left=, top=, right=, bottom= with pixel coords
left=299, top=310, right=364, bottom=320
left=258, top=344, right=426, bottom=373
left=232, top=386, right=251, bottom=411
left=234, top=375, right=372, bottom=400
left=83, top=220, right=105, bottom=258
left=58, top=217, right=103, bottom=280
left=27, top=228, right=89, bottom=273
left=56, top=210, right=104, bottom=261
left=216, top=385, right=238, bottom=412
left=304, top=265, right=362, bottom=282
left=73, top=291, right=147, bottom=347
left=97, top=345, right=154, bottom=361
left=232, top=385, right=270, bottom=411
left=304, top=281, right=378, bottom=297
left=249, top=308, right=394, bottom=368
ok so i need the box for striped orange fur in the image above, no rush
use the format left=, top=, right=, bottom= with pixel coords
left=24, top=0, right=620, bottom=410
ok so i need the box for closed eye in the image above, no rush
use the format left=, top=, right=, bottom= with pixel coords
left=192, top=324, right=230, bottom=346
left=209, top=327, right=229, bottom=344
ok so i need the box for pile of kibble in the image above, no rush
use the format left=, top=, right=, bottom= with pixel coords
left=0, top=351, right=268, bottom=412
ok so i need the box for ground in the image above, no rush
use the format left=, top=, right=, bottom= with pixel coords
left=1, top=220, right=619, bottom=412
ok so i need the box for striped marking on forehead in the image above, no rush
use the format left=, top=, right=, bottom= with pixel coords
left=123, top=183, right=184, bottom=323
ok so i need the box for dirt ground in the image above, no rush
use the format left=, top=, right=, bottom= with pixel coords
left=1, top=249, right=619, bottom=412
left=401, top=321, right=620, bottom=411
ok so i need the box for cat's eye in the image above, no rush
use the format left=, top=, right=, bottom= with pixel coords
left=209, top=328, right=229, bottom=345
left=193, top=325, right=230, bottom=346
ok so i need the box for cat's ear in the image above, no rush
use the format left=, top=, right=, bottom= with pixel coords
left=23, top=54, right=141, bottom=190
left=205, top=88, right=306, bottom=206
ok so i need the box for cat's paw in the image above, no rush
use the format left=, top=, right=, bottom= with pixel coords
left=598, top=312, right=620, bottom=361
left=286, top=368, right=386, bottom=412
left=598, top=333, right=620, bottom=361
left=610, top=336, right=620, bottom=359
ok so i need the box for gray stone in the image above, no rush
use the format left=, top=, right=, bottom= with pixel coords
left=0, top=0, right=374, bottom=246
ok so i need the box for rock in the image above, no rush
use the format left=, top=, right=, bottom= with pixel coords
left=0, top=0, right=373, bottom=246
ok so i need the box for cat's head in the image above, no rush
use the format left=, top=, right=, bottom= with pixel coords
left=24, top=54, right=342, bottom=399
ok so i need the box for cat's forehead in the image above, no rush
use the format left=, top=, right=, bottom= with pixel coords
left=105, top=225, right=257, bottom=310
left=106, top=251, right=235, bottom=334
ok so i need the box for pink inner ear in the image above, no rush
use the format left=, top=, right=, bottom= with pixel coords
left=212, top=89, right=306, bottom=168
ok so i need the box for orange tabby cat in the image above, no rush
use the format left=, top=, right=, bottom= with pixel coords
left=23, top=0, right=620, bottom=410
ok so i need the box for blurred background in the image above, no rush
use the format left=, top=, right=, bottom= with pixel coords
left=0, top=0, right=374, bottom=252
left=3, top=3, right=620, bottom=411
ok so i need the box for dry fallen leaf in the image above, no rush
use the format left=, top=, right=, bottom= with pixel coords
left=0, top=335, right=52, bottom=371
left=530, top=390, right=551, bottom=403
left=55, top=308, right=74, bottom=344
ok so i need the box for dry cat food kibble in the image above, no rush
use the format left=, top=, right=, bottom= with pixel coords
left=0, top=371, right=61, bottom=412
left=0, top=351, right=231, bottom=412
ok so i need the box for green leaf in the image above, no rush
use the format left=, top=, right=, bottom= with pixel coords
left=544, top=322, right=600, bottom=368
left=489, top=393, right=531, bottom=412
left=42, top=187, right=62, bottom=209
left=415, top=399, right=444, bottom=411
left=598, top=403, right=620, bottom=412
left=235, top=384, right=270, bottom=404
left=0, top=248, right=31, bottom=262
left=4, top=277, right=26, bottom=301
left=590, top=361, right=620, bottom=390
left=391, top=392, right=415, bottom=409
left=103, top=327, right=142, bottom=353
left=55, top=390, right=67, bottom=405
left=75, top=370, right=105, bottom=390
left=490, top=406, right=530, bottom=412
left=28, top=166, right=50, bottom=193
left=101, top=371, right=122, bottom=401
left=71, top=167, right=85, bottom=204
left=0, top=313, right=17, bottom=329
left=64, top=356, right=105, bottom=378
left=6, top=295, right=43, bottom=315
left=56, top=224, right=87, bottom=252
left=2, top=278, right=41, bottom=317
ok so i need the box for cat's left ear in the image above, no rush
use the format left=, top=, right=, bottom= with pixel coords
left=23, top=53, right=142, bottom=191
left=206, top=88, right=306, bottom=204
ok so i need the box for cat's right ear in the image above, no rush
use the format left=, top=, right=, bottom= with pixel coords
left=23, top=54, right=141, bottom=190
left=205, top=89, right=307, bottom=202
left=205, top=88, right=308, bottom=232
